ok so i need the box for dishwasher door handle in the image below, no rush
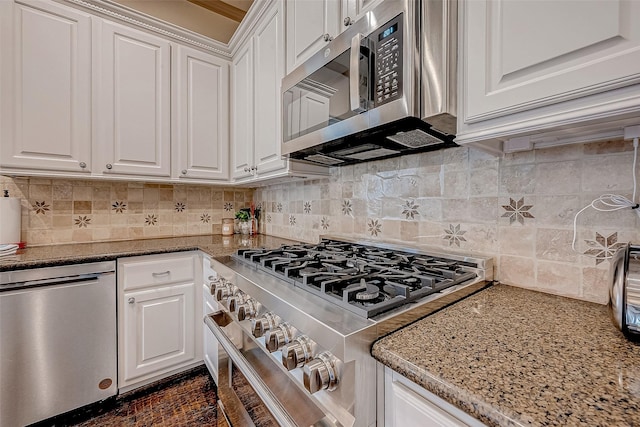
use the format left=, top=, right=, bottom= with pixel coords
left=1, top=272, right=111, bottom=292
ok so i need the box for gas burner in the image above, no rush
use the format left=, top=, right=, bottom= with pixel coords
left=233, top=239, right=481, bottom=318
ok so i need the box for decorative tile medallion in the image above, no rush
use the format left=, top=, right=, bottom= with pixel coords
left=276, top=202, right=283, bottom=213
left=443, top=224, right=466, bottom=247
left=321, top=216, right=329, bottom=230
left=33, top=201, right=50, bottom=215
left=267, top=214, right=272, bottom=223
left=501, top=197, right=534, bottom=225
left=224, top=202, right=233, bottom=212
left=402, top=199, right=419, bottom=220
left=304, top=201, right=312, bottom=214
left=74, top=215, right=91, bottom=228
left=145, top=214, right=158, bottom=226
left=368, top=219, right=382, bottom=236
left=342, top=199, right=353, bottom=216
left=583, top=232, right=625, bottom=265
left=112, top=201, right=127, bottom=213
left=200, top=213, right=211, bottom=224
left=175, top=202, right=186, bottom=212
left=289, top=214, right=296, bottom=226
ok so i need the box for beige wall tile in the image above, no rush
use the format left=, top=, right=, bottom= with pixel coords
left=498, top=255, right=536, bottom=287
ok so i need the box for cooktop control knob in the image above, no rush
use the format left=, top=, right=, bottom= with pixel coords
left=237, top=298, right=260, bottom=321
left=214, top=282, right=237, bottom=301
left=303, top=352, right=339, bottom=393
left=265, top=322, right=294, bottom=352
left=251, top=312, right=279, bottom=338
left=226, top=292, right=247, bottom=313
left=282, top=335, right=314, bottom=370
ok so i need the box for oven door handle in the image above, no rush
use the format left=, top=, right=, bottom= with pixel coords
left=205, top=311, right=299, bottom=427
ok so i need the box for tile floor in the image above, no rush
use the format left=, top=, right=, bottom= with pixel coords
left=34, top=367, right=218, bottom=427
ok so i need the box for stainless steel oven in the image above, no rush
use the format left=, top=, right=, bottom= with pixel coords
left=281, top=0, right=458, bottom=166
left=204, top=237, right=493, bottom=427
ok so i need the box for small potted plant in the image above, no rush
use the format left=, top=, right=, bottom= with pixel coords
left=235, top=210, right=250, bottom=235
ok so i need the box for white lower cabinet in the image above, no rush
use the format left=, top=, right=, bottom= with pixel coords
left=384, top=367, right=486, bottom=427
left=118, top=252, right=202, bottom=391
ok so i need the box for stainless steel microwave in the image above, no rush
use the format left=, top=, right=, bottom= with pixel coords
left=281, top=0, right=458, bottom=166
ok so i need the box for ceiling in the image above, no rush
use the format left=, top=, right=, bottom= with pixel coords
left=111, top=0, right=254, bottom=43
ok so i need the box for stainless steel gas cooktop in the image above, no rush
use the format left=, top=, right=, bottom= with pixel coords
left=234, top=239, right=480, bottom=318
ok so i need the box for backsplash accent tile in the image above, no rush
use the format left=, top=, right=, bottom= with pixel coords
left=0, top=177, right=253, bottom=246
left=255, top=142, right=640, bottom=304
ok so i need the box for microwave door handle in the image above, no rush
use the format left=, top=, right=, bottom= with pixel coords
left=349, top=33, right=366, bottom=113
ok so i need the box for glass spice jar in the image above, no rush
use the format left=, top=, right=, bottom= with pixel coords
left=221, top=218, right=234, bottom=236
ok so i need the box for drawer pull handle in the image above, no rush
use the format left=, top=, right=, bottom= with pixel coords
left=128, top=297, right=135, bottom=304
left=152, top=271, right=171, bottom=277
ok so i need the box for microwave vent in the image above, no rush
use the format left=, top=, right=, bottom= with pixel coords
left=304, top=154, right=345, bottom=165
left=386, top=129, right=444, bottom=148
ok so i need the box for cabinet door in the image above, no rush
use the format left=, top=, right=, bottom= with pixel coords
left=231, top=40, right=254, bottom=180
left=174, top=45, right=229, bottom=180
left=461, top=0, right=640, bottom=123
left=121, top=282, right=195, bottom=383
left=254, top=2, right=287, bottom=175
left=96, top=20, right=171, bottom=177
left=285, top=0, right=340, bottom=73
left=0, top=0, right=91, bottom=173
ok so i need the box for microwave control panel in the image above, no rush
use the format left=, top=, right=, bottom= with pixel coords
left=371, top=14, right=403, bottom=107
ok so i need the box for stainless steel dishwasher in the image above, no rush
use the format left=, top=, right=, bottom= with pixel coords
left=0, top=261, right=117, bottom=427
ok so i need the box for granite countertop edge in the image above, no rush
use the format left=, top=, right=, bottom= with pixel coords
left=372, top=341, right=521, bottom=427
left=0, top=234, right=298, bottom=272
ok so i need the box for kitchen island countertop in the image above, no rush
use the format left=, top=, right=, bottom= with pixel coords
left=372, top=283, right=640, bottom=427
left=0, top=234, right=298, bottom=272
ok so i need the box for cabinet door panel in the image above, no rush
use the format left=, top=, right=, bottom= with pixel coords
left=175, top=46, right=229, bottom=180
left=1, top=1, right=91, bottom=172
left=122, top=283, right=195, bottom=382
left=254, top=6, right=286, bottom=175
left=285, top=0, right=340, bottom=73
left=463, top=0, right=640, bottom=123
left=231, top=41, right=254, bottom=179
left=98, top=21, right=171, bottom=177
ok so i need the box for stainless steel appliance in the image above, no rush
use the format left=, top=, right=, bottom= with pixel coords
left=610, top=244, right=640, bottom=340
left=205, top=237, right=493, bottom=427
left=281, top=0, right=457, bottom=166
left=0, top=261, right=117, bottom=427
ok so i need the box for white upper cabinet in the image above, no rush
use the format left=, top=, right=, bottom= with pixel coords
left=457, top=0, right=640, bottom=153
left=285, top=0, right=340, bottom=73
left=233, top=0, right=329, bottom=183
left=0, top=0, right=92, bottom=173
left=95, top=20, right=172, bottom=177
left=340, top=0, right=382, bottom=28
left=231, top=39, right=254, bottom=180
left=173, top=45, right=230, bottom=181
left=254, top=4, right=287, bottom=176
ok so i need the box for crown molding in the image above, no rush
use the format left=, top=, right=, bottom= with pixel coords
left=227, top=0, right=276, bottom=55
left=57, top=0, right=232, bottom=58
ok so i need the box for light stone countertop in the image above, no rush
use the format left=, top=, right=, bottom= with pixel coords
left=372, top=283, right=640, bottom=427
left=0, top=234, right=297, bottom=272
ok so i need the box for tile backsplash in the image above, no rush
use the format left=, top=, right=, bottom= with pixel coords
left=254, top=140, right=640, bottom=304
left=0, top=177, right=253, bottom=245
left=2, top=140, right=638, bottom=304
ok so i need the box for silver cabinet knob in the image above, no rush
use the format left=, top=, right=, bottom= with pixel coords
left=128, top=297, right=135, bottom=304
left=181, top=169, right=187, bottom=175
left=303, top=351, right=339, bottom=393
left=243, top=167, right=250, bottom=172
left=250, top=166, right=257, bottom=172
left=237, top=298, right=260, bottom=321
left=265, top=322, right=294, bottom=352
left=323, top=33, right=333, bottom=42
left=282, top=335, right=314, bottom=371
left=344, top=16, right=353, bottom=26
left=251, top=312, right=279, bottom=338
left=106, top=163, right=113, bottom=170
left=79, top=162, right=87, bottom=169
